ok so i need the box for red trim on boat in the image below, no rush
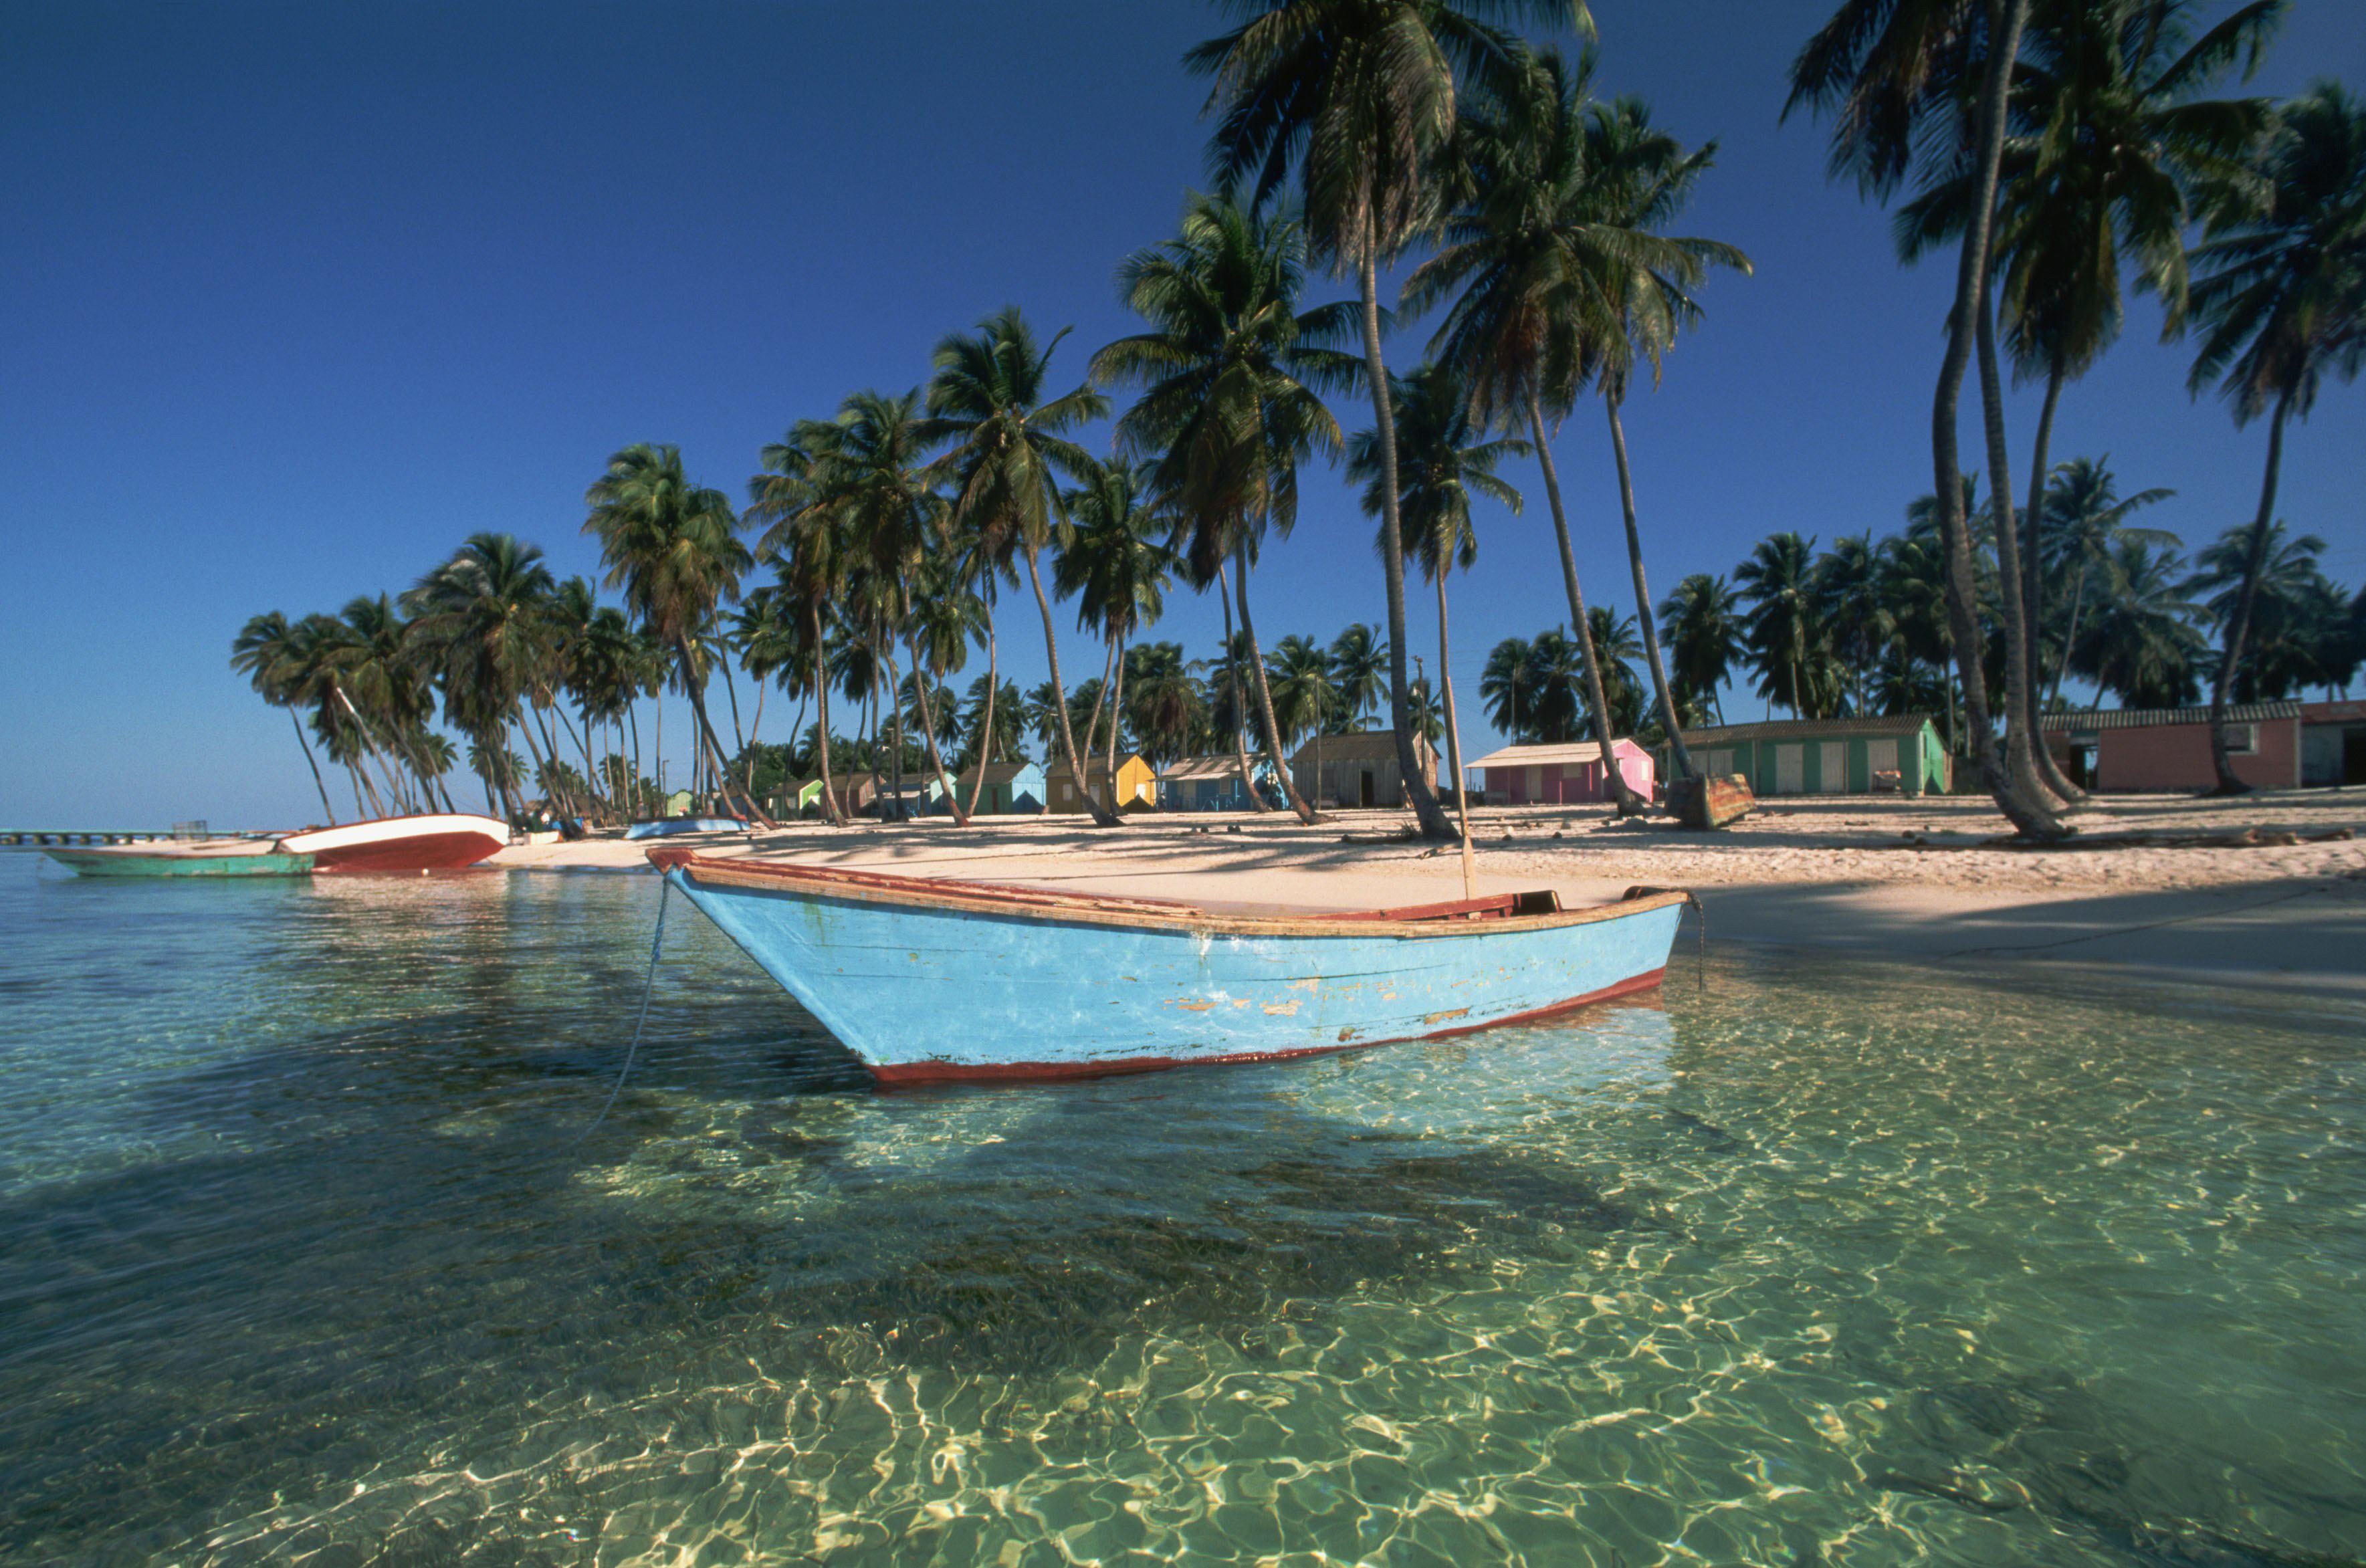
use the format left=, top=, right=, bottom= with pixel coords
left=866, top=967, right=1667, bottom=1087
left=310, top=830, right=506, bottom=873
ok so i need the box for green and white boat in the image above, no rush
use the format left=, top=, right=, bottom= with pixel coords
left=45, top=839, right=314, bottom=877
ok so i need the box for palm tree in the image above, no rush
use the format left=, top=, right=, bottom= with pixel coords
left=731, top=584, right=806, bottom=808
left=1054, top=457, right=1175, bottom=812
left=921, top=308, right=1115, bottom=824
left=1737, top=532, right=1826, bottom=719
left=1402, top=46, right=1638, bottom=810
left=1188, top=0, right=1588, bottom=836
left=2187, top=521, right=2337, bottom=699
left=1024, top=679, right=1068, bottom=763
left=749, top=419, right=851, bottom=824
left=1265, top=635, right=1337, bottom=748
left=1092, top=191, right=1358, bottom=824
left=402, top=533, right=560, bottom=820
left=581, top=445, right=770, bottom=824
left=1813, top=533, right=1892, bottom=714
left=1897, top=0, right=2281, bottom=796
left=1527, top=627, right=1588, bottom=742
left=1586, top=604, right=1646, bottom=734
left=1481, top=635, right=1538, bottom=740
left=2186, top=80, right=2366, bottom=790
left=1657, top=574, right=1744, bottom=724
left=1327, top=624, right=1390, bottom=728
left=2070, top=538, right=2209, bottom=707
left=231, top=610, right=340, bottom=823
left=1790, top=0, right=2067, bottom=838
left=2039, top=456, right=2177, bottom=704
left=1348, top=360, right=1526, bottom=841
left=961, top=675, right=1027, bottom=771
left=1125, top=642, right=1206, bottom=767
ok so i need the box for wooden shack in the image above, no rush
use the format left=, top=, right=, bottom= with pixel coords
left=1679, top=715, right=1949, bottom=797
left=934, top=759, right=1046, bottom=815
left=1158, top=754, right=1283, bottom=810
left=1290, top=731, right=1434, bottom=809
left=1045, top=754, right=1158, bottom=814
left=2038, top=701, right=2302, bottom=791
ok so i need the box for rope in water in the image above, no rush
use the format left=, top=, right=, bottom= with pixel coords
left=580, top=873, right=671, bottom=1142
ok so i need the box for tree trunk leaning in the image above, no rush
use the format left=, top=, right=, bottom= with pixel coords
left=2022, top=360, right=2084, bottom=802
left=1025, top=547, right=1120, bottom=828
left=1217, top=571, right=1271, bottom=812
left=1356, top=243, right=1455, bottom=840
left=1528, top=393, right=1644, bottom=814
left=2207, top=392, right=2290, bottom=795
left=1607, top=397, right=1692, bottom=785
left=1236, top=540, right=1321, bottom=823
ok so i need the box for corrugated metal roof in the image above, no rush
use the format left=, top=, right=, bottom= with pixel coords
left=955, top=760, right=1039, bottom=785
left=2299, top=699, right=2366, bottom=722
left=2036, top=701, right=2300, bottom=732
left=1291, top=731, right=1418, bottom=764
left=1683, top=715, right=1937, bottom=746
left=1160, top=754, right=1271, bottom=780
left=1466, top=740, right=1642, bottom=769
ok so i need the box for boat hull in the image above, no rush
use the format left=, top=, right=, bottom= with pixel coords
left=45, top=848, right=314, bottom=878
left=663, top=862, right=1685, bottom=1084
left=278, top=814, right=508, bottom=873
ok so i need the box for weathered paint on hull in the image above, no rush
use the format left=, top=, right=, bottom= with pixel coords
left=665, top=870, right=1683, bottom=1084
left=45, top=849, right=314, bottom=878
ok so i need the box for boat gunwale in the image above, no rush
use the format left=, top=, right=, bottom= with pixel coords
left=651, top=849, right=1689, bottom=940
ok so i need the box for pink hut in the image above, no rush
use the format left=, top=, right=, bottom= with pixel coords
left=1469, top=740, right=1656, bottom=805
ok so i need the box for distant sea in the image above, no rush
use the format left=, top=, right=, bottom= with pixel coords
left=1, top=851, right=2359, bottom=1565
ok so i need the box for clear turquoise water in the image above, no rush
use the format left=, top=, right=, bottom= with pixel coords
left=1, top=853, right=2359, bottom=1568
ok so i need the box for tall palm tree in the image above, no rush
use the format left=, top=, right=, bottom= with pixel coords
left=1790, top=0, right=2066, bottom=838
left=2039, top=456, right=2177, bottom=704
left=402, top=533, right=562, bottom=820
left=1348, top=360, right=1526, bottom=841
left=1481, top=635, right=1538, bottom=740
left=2070, top=537, right=2209, bottom=707
left=1188, top=0, right=1588, bottom=836
left=1327, top=624, right=1391, bottom=728
left=1091, top=191, right=1357, bottom=823
left=1265, top=635, right=1338, bottom=748
left=1737, top=532, right=1827, bottom=719
left=2186, top=80, right=2366, bottom=790
left=1401, top=46, right=1637, bottom=810
left=231, top=610, right=340, bottom=823
left=1124, top=642, right=1206, bottom=767
left=581, top=445, right=770, bottom=824
left=2187, top=521, right=2334, bottom=699
left=921, top=308, right=1115, bottom=824
left=1897, top=0, right=2281, bottom=795
left=1813, top=533, right=1893, bottom=714
left=1657, top=574, right=1744, bottom=724
left=749, top=419, right=851, bottom=824
left=1055, top=457, right=1175, bottom=814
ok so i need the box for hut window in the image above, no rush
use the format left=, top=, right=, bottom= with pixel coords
left=2226, top=724, right=2257, bottom=756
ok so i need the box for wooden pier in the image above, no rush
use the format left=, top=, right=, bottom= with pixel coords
left=1, top=828, right=267, bottom=849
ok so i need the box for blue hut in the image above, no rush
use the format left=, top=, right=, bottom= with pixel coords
left=1159, top=754, right=1284, bottom=810
left=933, top=759, right=1045, bottom=815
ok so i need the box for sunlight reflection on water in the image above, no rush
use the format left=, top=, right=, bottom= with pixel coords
left=0, top=855, right=2359, bottom=1566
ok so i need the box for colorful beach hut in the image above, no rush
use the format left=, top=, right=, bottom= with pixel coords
left=1290, top=732, right=1433, bottom=809
left=1045, top=754, right=1158, bottom=814
left=1677, top=715, right=1949, bottom=796
left=2036, top=701, right=2302, bottom=792
left=1159, top=754, right=1283, bottom=810
left=932, top=759, right=1046, bottom=815
left=1467, top=740, right=1656, bottom=805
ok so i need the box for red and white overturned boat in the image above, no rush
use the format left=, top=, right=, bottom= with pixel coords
left=278, top=813, right=510, bottom=873
left=45, top=813, right=509, bottom=878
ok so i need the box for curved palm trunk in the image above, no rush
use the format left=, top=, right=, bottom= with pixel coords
left=2208, top=391, right=2291, bottom=795
left=1356, top=243, right=1453, bottom=839
left=742, top=683, right=766, bottom=808
left=1435, top=574, right=1476, bottom=899
left=1528, top=393, right=1643, bottom=814
left=877, top=638, right=910, bottom=825
left=1236, top=539, right=1320, bottom=823
left=1975, top=263, right=2072, bottom=815
left=289, top=709, right=338, bottom=824
left=1606, top=397, right=1690, bottom=786
left=903, top=628, right=968, bottom=826
left=963, top=601, right=999, bottom=819
left=1082, top=634, right=1119, bottom=772
left=1216, top=571, right=1270, bottom=812
left=2049, top=559, right=2090, bottom=709
left=1932, top=0, right=2061, bottom=840
left=1105, top=632, right=1129, bottom=816
left=1023, top=545, right=1119, bottom=828
left=673, top=641, right=775, bottom=826
left=2021, top=360, right=2083, bottom=803
left=809, top=605, right=844, bottom=825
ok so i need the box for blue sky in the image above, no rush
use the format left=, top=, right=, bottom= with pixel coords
left=3, top=1, right=2360, bottom=826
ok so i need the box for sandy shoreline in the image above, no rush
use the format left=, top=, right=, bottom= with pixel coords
left=493, top=792, right=2366, bottom=998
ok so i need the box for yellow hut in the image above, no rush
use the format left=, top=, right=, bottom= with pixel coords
left=1044, top=754, right=1159, bottom=814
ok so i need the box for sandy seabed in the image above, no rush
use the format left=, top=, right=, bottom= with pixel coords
left=494, top=790, right=2366, bottom=998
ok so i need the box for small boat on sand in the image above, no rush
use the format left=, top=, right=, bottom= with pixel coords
left=648, top=850, right=1689, bottom=1085
left=46, top=813, right=508, bottom=878
left=624, top=817, right=750, bottom=841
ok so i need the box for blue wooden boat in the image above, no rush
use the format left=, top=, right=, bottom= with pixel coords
left=625, top=817, right=750, bottom=841
left=649, top=851, right=1689, bottom=1085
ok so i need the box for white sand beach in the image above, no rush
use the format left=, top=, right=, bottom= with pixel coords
left=494, top=791, right=2366, bottom=998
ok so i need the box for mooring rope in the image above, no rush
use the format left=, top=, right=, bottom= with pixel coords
left=580, top=873, right=671, bottom=1142
left=1624, top=885, right=1707, bottom=992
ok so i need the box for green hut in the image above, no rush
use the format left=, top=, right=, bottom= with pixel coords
left=1673, top=715, right=1950, bottom=797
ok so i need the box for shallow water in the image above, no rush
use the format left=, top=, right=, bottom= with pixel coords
left=1, top=853, right=2359, bottom=1567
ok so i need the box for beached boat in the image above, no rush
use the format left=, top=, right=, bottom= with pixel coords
left=649, top=850, right=1690, bottom=1084
left=45, top=813, right=508, bottom=878
left=625, top=817, right=751, bottom=841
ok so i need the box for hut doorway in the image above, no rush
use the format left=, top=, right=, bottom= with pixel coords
left=1359, top=770, right=1376, bottom=808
